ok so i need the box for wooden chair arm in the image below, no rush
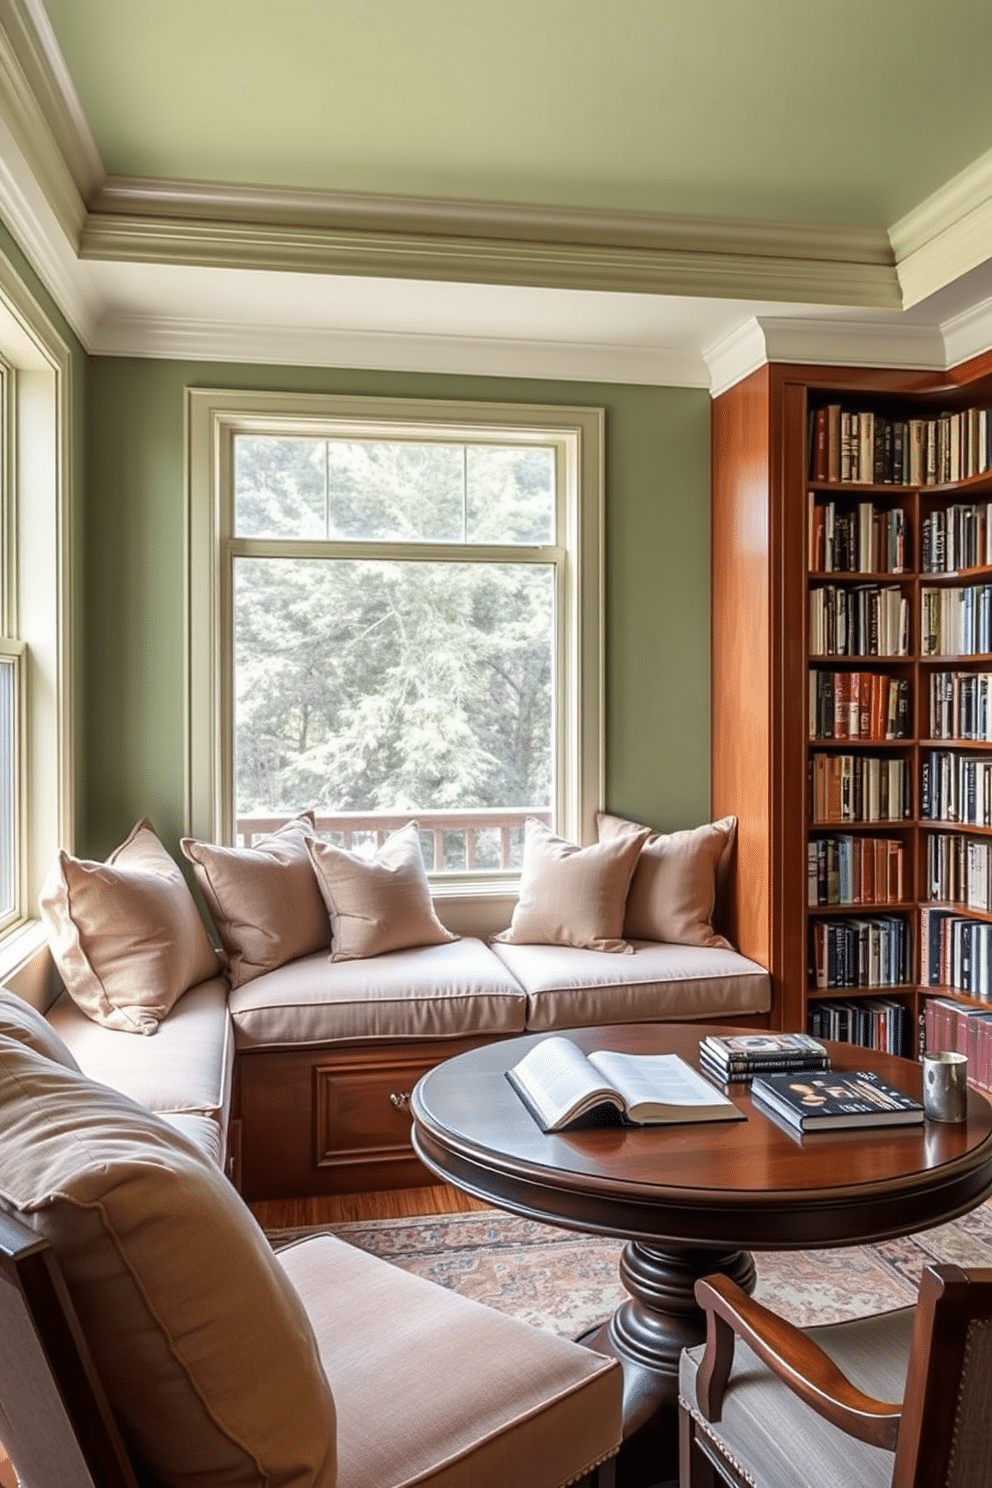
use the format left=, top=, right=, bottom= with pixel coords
left=693, top=1274, right=902, bottom=1451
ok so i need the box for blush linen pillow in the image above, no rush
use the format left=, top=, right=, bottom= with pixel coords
left=306, top=820, right=457, bottom=962
left=181, top=812, right=329, bottom=988
left=596, top=811, right=737, bottom=949
left=0, top=1035, right=337, bottom=1488
left=493, top=816, right=649, bottom=953
left=39, top=819, right=221, bottom=1035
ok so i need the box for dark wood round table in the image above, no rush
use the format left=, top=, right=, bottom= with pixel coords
left=410, top=1023, right=992, bottom=1488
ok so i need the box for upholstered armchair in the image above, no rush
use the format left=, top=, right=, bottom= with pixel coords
left=0, top=1008, right=623, bottom=1488
left=679, top=1265, right=992, bottom=1488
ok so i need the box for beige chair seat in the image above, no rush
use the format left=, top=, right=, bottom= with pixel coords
left=278, top=1231, right=622, bottom=1488
left=46, top=977, right=233, bottom=1136
left=489, top=939, right=772, bottom=1030
left=227, top=936, right=528, bottom=1050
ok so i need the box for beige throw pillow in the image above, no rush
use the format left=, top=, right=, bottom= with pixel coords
left=0, top=1036, right=337, bottom=1488
left=493, top=817, right=649, bottom=953
left=307, top=821, right=457, bottom=961
left=596, top=811, right=737, bottom=948
left=39, top=820, right=221, bottom=1035
left=182, top=813, right=329, bottom=988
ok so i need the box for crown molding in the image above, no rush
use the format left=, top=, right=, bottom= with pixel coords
left=88, top=310, right=711, bottom=387
left=891, top=145, right=992, bottom=308
left=940, top=291, right=992, bottom=372
left=0, top=0, right=95, bottom=246
left=705, top=316, right=947, bottom=399
left=0, top=103, right=96, bottom=340
left=81, top=177, right=902, bottom=309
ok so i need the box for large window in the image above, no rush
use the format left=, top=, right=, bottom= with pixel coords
left=187, top=393, right=603, bottom=906
left=0, top=256, right=73, bottom=982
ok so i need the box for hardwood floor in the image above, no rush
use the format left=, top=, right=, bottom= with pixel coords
left=249, top=1182, right=488, bottom=1229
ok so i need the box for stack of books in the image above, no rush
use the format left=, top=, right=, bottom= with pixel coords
left=750, top=1069, right=924, bottom=1133
left=698, top=1032, right=829, bottom=1086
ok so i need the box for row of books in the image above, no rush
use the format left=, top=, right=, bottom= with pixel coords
left=920, top=585, right=992, bottom=657
left=697, top=1031, right=828, bottom=1085
left=807, top=835, right=904, bottom=907
left=809, top=584, right=909, bottom=657
left=808, top=499, right=906, bottom=574
left=927, top=672, right=992, bottom=742
left=921, top=751, right=992, bottom=826
left=921, top=908, right=992, bottom=997
left=921, top=504, right=992, bottom=574
left=925, top=832, right=992, bottom=913
left=809, top=753, right=910, bottom=823
left=924, top=998, right=992, bottom=1091
left=809, top=405, right=992, bottom=487
left=809, top=671, right=909, bottom=741
left=809, top=915, right=909, bottom=990
left=807, top=996, right=908, bottom=1056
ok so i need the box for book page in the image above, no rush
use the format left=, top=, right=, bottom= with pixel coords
left=587, top=1050, right=737, bottom=1119
left=507, top=1036, right=619, bottom=1129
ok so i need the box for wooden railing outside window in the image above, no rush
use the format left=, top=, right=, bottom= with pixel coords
left=236, top=808, right=551, bottom=873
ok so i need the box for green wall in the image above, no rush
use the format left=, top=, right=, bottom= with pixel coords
left=83, top=359, right=711, bottom=860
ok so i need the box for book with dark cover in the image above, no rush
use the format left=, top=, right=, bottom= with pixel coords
left=750, top=1069, right=924, bottom=1131
left=699, top=1031, right=829, bottom=1074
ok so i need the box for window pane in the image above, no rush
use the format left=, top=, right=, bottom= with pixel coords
left=0, top=655, right=15, bottom=919
left=234, top=435, right=556, bottom=545
left=234, top=436, right=327, bottom=538
left=466, top=445, right=554, bottom=543
left=233, top=557, right=554, bottom=869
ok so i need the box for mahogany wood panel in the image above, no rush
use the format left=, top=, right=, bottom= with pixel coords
left=711, top=367, right=772, bottom=975
left=235, top=1036, right=494, bottom=1200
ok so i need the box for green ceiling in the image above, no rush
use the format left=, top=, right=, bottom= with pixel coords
left=41, top=0, right=992, bottom=228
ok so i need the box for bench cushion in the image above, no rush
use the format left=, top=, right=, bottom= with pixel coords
left=279, top=1231, right=622, bottom=1488
left=228, top=937, right=527, bottom=1050
left=46, top=977, right=234, bottom=1140
left=489, top=940, right=771, bottom=1030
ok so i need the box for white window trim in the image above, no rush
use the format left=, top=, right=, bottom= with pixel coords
left=0, top=250, right=74, bottom=986
left=185, top=389, right=604, bottom=928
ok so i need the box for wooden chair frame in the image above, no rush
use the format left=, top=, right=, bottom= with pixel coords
left=680, top=1263, right=992, bottom=1488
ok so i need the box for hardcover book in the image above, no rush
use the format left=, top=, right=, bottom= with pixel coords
left=699, top=1032, right=829, bottom=1074
left=505, top=1036, right=744, bottom=1133
left=750, top=1069, right=924, bottom=1132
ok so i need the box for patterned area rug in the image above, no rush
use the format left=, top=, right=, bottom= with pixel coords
left=268, top=1195, right=992, bottom=1337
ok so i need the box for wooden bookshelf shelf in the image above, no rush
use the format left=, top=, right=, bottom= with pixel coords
left=712, top=355, right=992, bottom=1061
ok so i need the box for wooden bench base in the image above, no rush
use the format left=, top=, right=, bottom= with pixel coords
left=234, top=1037, right=495, bottom=1199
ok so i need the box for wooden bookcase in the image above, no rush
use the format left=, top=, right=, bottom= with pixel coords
left=712, top=354, right=992, bottom=1057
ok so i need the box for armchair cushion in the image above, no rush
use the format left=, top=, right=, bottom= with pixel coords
left=279, top=1230, right=622, bottom=1488
left=679, top=1307, right=913, bottom=1488
left=0, top=1035, right=336, bottom=1488
left=0, top=986, right=79, bottom=1068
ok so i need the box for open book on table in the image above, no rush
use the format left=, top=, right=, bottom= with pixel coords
left=506, top=1035, right=745, bottom=1133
